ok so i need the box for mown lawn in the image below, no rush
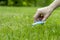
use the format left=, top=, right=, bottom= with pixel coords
left=0, top=6, right=60, bottom=40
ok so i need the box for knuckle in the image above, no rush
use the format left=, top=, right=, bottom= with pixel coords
left=37, top=8, right=40, bottom=11
left=36, top=8, right=42, bottom=13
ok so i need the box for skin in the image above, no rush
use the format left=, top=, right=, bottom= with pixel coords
left=34, top=0, right=60, bottom=22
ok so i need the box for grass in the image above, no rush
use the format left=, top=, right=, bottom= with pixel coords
left=0, top=6, right=60, bottom=40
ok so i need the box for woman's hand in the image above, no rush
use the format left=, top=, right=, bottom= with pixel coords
left=34, top=6, right=52, bottom=22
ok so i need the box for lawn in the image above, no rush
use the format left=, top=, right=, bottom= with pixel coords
left=0, top=6, right=60, bottom=40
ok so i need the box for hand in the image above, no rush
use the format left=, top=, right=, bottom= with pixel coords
left=34, top=6, right=53, bottom=22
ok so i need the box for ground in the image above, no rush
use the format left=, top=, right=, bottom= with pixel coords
left=0, top=6, right=60, bottom=40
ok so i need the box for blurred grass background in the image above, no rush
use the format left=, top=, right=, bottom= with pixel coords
left=0, top=7, right=60, bottom=40
left=0, top=0, right=60, bottom=40
left=0, top=0, right=53, bottom=7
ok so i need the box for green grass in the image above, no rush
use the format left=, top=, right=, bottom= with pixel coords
left=0, top=6, right=60, bottom=40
